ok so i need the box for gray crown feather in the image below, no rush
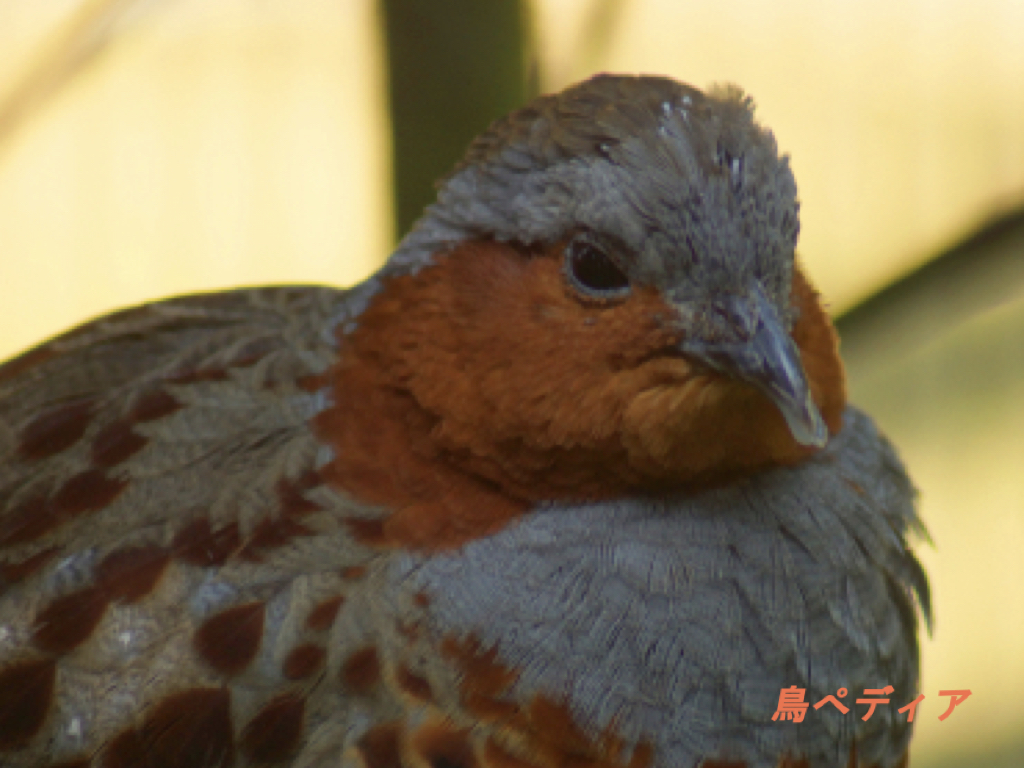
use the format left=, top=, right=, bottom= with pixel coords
left=382, top=74, right=800, bottom=318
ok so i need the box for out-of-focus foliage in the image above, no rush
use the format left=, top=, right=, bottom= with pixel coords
left=380, top=0, right=535, bottom=240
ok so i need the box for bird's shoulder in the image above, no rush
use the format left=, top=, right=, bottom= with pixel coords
left=0, top=285, right=412, bottom=765
left=1, top=285, right=352, bottom=561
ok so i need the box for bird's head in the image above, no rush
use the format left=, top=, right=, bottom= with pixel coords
left=319, top=74, right=846, bottom=546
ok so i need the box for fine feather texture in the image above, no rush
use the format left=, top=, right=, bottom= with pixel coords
left=398, top=408, right=930, bottom=768
left=0, top=288, right=408, bottom=766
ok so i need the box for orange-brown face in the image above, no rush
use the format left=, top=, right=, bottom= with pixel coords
left=314, top=238, right=846, bottom=551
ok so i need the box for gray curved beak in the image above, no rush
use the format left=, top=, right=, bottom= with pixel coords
left=678, top=285, right=828, bottom=448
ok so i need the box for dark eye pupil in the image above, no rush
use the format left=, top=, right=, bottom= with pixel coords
left=569, top=242, right=630, bottom=295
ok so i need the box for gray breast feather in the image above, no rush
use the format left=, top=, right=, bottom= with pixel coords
left=395, top=407, right=930, bottom=768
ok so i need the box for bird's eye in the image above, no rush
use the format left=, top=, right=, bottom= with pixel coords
left=564, top=236, right=631, bottom=300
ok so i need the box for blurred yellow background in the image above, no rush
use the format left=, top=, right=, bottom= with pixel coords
left=0, top=0, right=391, bottom=356
left=1, top=1, right=1022, bottom=766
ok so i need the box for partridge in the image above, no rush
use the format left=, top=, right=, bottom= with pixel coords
left=0, top=74, right=930, bottom=768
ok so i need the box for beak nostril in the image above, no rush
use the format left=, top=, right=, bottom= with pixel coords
left=678, top=286, right=826, bottom=448
left=705, top=297, right=760, bottom=341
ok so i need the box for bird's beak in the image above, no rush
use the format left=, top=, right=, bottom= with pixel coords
left=678, top=285, right=828, bottom=448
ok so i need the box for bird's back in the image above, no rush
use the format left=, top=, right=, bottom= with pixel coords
left=0, top=287, right=399, bottom=767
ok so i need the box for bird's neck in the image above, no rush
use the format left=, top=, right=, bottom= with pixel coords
left=311, top=242, right=846, bottom=553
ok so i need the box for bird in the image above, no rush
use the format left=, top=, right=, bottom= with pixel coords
left=0, top=74, right=930, bottom=768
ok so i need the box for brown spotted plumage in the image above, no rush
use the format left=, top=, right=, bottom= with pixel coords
left=0, top=75, right=929, bottom=768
